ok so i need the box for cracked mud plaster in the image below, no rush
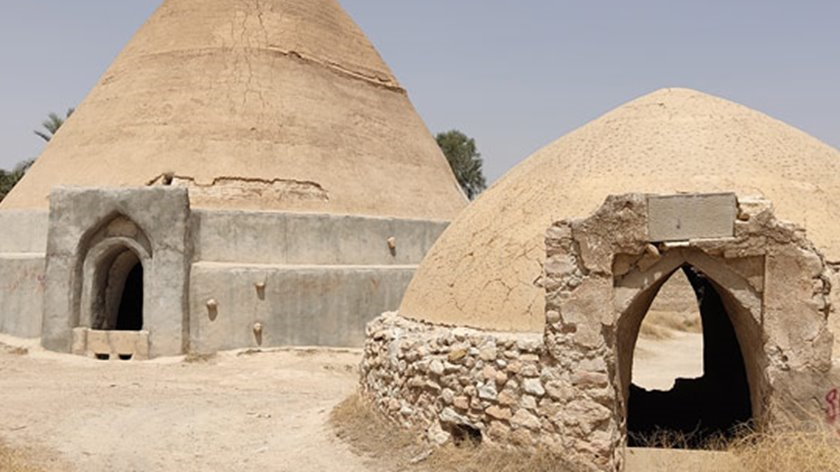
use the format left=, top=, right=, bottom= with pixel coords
left=231, top=0, right=403, bottom=94
left=148, top=174, right=329, bottom=203
left=366, top=194, right=839, bottom=472
left=397, top=88, right=840, bottom=334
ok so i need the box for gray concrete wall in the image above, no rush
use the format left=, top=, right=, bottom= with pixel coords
left=42, top=187, right=191, bottom=357
left=191, top=210, right=448, bottom=265
left=0, top=254, right=45, bottom=337
left=189, top=262, right=416, bottom=352
left=0, top=210, right=48, bottom=337
left=0, top=210, right=48, bottom=253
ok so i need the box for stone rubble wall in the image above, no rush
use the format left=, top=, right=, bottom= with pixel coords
left=360, top=312, right=620, bottom=471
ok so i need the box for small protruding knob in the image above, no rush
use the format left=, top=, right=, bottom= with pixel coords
left=206, top=299, right=218, bottom=321
left=253, top=322, right=264, bottom=346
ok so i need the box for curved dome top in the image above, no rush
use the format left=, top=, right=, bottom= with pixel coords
left=1, top=0, right=466, bottom=220
left=400, top=87, right=840, bottom=332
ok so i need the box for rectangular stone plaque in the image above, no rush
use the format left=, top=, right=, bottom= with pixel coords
left=648, top=193, right=736, bottom=242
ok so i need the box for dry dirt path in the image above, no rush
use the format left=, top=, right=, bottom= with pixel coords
left=633, top=331, right=704, bottom=390
left=0, top=336, right=370, bottom=471
left=1, top=332, right=709, bottom=471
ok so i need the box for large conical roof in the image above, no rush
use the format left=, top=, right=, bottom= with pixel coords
left=401, top=88, right=840, bottom=332
left=2, top=0, right=466, bottom=219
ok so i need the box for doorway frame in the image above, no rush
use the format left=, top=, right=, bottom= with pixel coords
left=41, top=187, right=192, bottom=357
left=79, top=236, right=151, bottom=331
left=541, top=193, right=833, bottom=469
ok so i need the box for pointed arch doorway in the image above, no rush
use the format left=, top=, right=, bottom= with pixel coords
left=624, top=263, right=753, bottom=447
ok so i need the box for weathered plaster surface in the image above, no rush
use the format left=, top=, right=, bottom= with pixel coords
left=189, top=263, right=416, bottom=352
left=0, top=0, right=467, bottom=220
left=42, top=187, right=192, bottom=357
left=191, top=210, right=448, bottom=266
left=362, top=194, right=836, bottom=471
left=400, top=88, right=840, bottom=333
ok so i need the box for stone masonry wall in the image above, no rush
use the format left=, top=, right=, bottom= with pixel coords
left=360, top=312, right=620, bottom=470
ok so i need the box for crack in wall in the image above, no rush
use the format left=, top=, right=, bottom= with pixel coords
left=147, top=173, right=329, bottom=202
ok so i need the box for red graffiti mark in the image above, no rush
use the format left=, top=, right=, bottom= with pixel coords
left=826, top=388, right=838, bottom=424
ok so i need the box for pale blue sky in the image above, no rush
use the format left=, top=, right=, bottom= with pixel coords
left=1, top=1, right=838, bottom=183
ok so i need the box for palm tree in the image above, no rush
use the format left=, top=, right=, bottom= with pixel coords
left=0, top=108, right=74, bottom=202
left=34, top=108, right=74, bottom=142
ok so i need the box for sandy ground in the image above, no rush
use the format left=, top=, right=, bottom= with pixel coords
left=0, top=336, right=370, bottom=471
left=0, top=331, right=706, bottom=471
left=633, top=331, right=704, bottom=390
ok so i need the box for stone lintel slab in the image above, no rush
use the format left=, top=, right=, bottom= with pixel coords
left=647, top=193, right=736, bottom=242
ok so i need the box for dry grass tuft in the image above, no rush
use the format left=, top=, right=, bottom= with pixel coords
left=630, top=427, right=725, bottom=450
left=333, top=394, right=840, bottom=471
left=0, top=342, right=28, bottom=356
left=418, top=444, right=578, bottom=472
left=330, top=393, right=423, bottom=469
left=0, top=440, right=40, bottom=472
left=631, top=423, right=840, bottom=471
left=183, top=351, right=216, bottom=363
left=728, top=428, right=840, bottom=471
left=330, top=393, right=578, bottom=471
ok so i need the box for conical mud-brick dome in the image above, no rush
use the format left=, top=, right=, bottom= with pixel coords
left=2, top=0, right=466, bottom=219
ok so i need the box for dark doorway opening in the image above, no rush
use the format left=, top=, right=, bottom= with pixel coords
left=627, top=265, right=752, bottom=448
left=116, top=261, right=143, bottom=330
left=92, top=248, right=144, bottom=332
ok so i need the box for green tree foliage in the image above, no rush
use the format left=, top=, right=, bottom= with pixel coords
left=0, top=159, right=34, bottom=202
left=435, top=129, right=487, bottom=200
left=0, top=108, right=74, bottom=202
left=34, top=107, right=74, bottom=142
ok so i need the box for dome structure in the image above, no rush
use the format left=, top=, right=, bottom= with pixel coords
left=0, top=0, right=465, bottom=359
left=400, top=87, right=840, bottom=332
left=362, top=88, right=840, bottom=468
left=1, top=0, right=465, bottom=220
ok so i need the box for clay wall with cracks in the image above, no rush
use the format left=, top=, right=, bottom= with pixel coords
left=361, top=193, right=839, bottom=471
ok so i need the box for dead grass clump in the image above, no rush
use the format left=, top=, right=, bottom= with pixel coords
left=0, top=440, right=39, bottom=472
left=629, top=427, right=723, bottom=450
left=728, top=428, right=840, bottom=471
left=330, top=393, right=578, bottom=471
left=330, top=393, right=421, bottom=469
left=0, top=342, right=28, bottom=356
left=630, top=423, right=840, bottom=472
left=418, top=443, right=577, bottom=472
left=183, top=352, right=216, bottom=363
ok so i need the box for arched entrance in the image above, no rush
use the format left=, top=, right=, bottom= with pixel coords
left=625, top=264, right=752, bottom=447
left=538, top=194, right=833, bottom=470
left=91, top=246, right=144, bottom=332
left=73, top=214, right=153, bottom=360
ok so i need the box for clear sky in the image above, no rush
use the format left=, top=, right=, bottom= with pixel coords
left=1, top=1, right=838, bottom=184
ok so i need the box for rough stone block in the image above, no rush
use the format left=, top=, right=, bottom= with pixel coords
left=648, top=193, right=736, bottom=241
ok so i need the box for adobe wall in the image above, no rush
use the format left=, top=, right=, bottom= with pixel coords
left=360, top=193, right=837, bottom=471
left=191, top=210, right=448, bottom=266
left=41, top=187, right=192, bottom=357
left=187, top=210, right=448, bottom=352
left=0, top=210, right=48, bottom=337
left=189, top=264, right=416, bottom=351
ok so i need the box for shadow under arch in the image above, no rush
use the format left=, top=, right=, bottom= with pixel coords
left=74, top=212, right=153, bottom=331
left=614, top=248, right=767, bottom=446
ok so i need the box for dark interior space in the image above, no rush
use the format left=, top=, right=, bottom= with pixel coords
left=627, top=265, right=752, bottom=448
left=115, top=262, right=144, bottom=331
